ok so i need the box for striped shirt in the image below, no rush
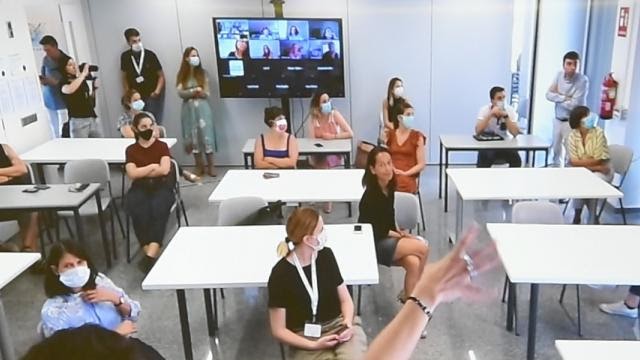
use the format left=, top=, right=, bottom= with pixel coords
left=567, top=127, right=609, bottom=161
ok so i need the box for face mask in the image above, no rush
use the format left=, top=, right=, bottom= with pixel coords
left=581, top=113, right=598, bottom=129
left=188, top=56, right=200, bottom=67
left=274, top=119, right=288, bottom=132
left=496, top=100, right=505, bottom=110
left=59, top=266, right=91, bottom=288
left=401, top=115, right=415, bottom=128
left=320, top=101, right=332, bottom=114
left=138, top=128, right=154, bottom=141
left=309, top=230, right=327, bottom=252
left=131, top=99, right=145, bottom=111
left=393, top=86, right=404, bottom=98
left=131, top=42, right=143, bottom=52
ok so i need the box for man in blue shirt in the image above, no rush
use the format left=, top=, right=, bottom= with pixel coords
left=546, top=51, right=589, bottom=167
left=39, top=35, right=70, bottom=138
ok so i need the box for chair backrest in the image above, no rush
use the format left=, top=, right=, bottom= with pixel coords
left=156, top=125, right=167, bottom=138
left=608, top=144, right=633, bottom=182
left=218, top=196, right=268, bottom=226
left=512, top=201, right=564, bottom=225
left=394, top=192, right=420, bottom=231
left=64, top=159, right=110, bottom=186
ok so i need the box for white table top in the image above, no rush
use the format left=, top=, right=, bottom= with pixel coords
left=488, top=223, right=640, bottom=285
left=447, top=167, right=622, bottom=200
left=208, top=169, right=365, bottom=203
left=440, top=134, right=551, bottom=150
left=142, top=224, right=379, bottom=290
left=0, top=253, right=41, bottom=290
left=242, top=138, right=352, bottom=154
left=0, top=184, right=100, bottom=210
left=555, top=340, right=640, bottom=360
left=21, top=138, right=178, bottom=164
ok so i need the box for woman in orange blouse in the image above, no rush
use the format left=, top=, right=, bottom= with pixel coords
left=385, top=101, right=426, bottom=194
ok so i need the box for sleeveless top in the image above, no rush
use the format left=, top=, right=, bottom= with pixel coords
left=261, top=134, right=290, bottom=159
left=386, top=130, right=425, bottom=193
left=0, top=144, right=27, bottom=185
left=311, top=112, right=343, bottom=168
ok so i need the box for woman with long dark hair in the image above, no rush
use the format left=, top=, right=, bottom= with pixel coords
left=176, top=46, right=217, bottom=177
left=40, top=241, right=141, bottom=337
left=381, top=77, right=406, bottom=131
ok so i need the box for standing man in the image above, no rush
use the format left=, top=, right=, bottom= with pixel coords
left=39, top=35, right=70, bottom=138
left=474, top=86, right=522, bottom=168
left=546, top=51, right=589, bottom=167
left=120, top=28, right=165, bottom=123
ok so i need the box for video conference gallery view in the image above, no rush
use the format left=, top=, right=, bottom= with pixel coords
left=213, top=18, right=345, bottom=98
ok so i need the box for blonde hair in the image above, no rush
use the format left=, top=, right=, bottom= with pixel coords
left=276, top=208, right=320, bottom=257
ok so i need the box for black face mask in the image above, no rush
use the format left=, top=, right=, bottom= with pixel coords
left=137, top=129, right=153, bottom=141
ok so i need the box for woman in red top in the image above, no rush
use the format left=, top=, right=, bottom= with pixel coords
left=385, top=101, right=426, bottom=194
left=124, top=112, right=175, bottom=273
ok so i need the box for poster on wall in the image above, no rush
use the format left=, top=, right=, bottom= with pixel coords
left=618, top=7, right=630, bottom=37
left=29, top=21, right=47, bottom=64
left=0, top=79, right=15, bottom=115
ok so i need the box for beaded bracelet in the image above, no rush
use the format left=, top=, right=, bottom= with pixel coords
left=406, top=296, right=434, bottom=320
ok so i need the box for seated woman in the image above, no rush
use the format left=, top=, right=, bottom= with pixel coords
left=307, top=91, right=354, bottom=213
left=118, top=90, right=199, bottom=183
left=254, top=106, right=299, bottom=169
left=567, top=106, right=613, bottom=224
left=268, top=207, right=367, bottom=359
left=381, top=77, right=406, bottom=131
left=40, top=241, right=141, bottom=338
left=125, top=112, right=175, bottom=273
left=358, top=147, right=429, bottom=305
left=24, top=324, right=164, bottom=360
left=0, top=143, right=39, bottom=253
left=384, top=101, right=426, bottom=194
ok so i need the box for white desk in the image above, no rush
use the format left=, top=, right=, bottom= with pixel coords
left=439, top=134, right=551, bottom=211
left=0, top=253, right=41, bottom=360
left=555, top=340, right=640, bottom=360
left=488, top=224, right=640, bottom=360
left=21, top=138, right=177, bottom=164
left=242, top=138, right=352, bottom=169
left=142, top=224, right=378, bottom=360
left=208, top=169, right=364, bottom=203
left=447, top=167, right=622, bottom=243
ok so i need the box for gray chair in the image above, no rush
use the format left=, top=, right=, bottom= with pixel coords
left=58, top=159, right=124, bottom=261
left=125, top=159, right=189, bottom=262
left=217, top=196, right=267, bottom=226
left=597, top=144, right=633, bottom=224
left=395, top=192, right=421, bottom=234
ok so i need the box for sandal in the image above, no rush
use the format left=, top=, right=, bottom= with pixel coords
left=182, top=170, right=201, bottom=183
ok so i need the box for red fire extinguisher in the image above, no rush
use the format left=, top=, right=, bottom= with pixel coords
left=600, top=72, right=618, bottom=119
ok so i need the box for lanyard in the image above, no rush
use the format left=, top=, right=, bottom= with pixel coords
left=291, top=251, right=318, bottom=322
left=131, top=49, right=145, bottom=76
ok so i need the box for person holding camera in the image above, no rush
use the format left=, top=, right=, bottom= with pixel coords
left=60, top=58, right=103, bottom=138
left=474, top=86, right=521, bottom=168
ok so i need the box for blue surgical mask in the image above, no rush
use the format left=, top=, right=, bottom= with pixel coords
left=131, top=99, right=145, bottom=111
left=581, top=113, right=598, bottom=129
left=59, top=266, right=91, bottom=288
left=320, top=101, right=332, bottom=114
left=401, top=115, right=415, bottom=129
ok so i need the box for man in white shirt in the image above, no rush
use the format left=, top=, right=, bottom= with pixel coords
left=474, top=86, right=521, bottom=168
left=545, top=51, right=589, bottom=167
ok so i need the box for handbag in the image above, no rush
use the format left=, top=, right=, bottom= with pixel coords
left=355, top=140, right=376, bottom=169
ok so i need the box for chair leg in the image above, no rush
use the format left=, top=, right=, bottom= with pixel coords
left=559, top=284, right=567, bottom=304
left=502, top=275, right=508, bottom=303
left=417, top=191, right=426, bottom=231
left=111, top=200, right=126, bottom=238
left=562, top=201, right=569, bottom=215
left=619, top=198, right=627, bottom=225
left=220, top=289, right=226, bottom=299
left=126, top=215, right=131, bottom=263
left=181, top=199, right=190, bottom=226
left=55, top=213, right=60, bottom=242
left=109, top=206, right=118, bottom=260
left=576, top=285, right=582, bottom=337
left=279, top=342, right=287, bottom=360
left=63, top=218, right=75, bottom=239
left=175, top=205, right=181, bottom=227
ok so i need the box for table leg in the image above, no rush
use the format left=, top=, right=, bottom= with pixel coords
left=36, top=164, right=45, bottom=184
left=176, top=290, right=193, bottom=360
left=213, top=289, right=219, bottom=333
left=348, top=203, right=352, bottom=218
left=74, top=210, right=84, bottom=245
left=0, top=297, right=16, bottom=360
left=449, top=191, right=463, bottom=244
left=444, top=149, right=450, bottom=212
left=94, top=194, right=112, bottom=268
left=527, top=284, right=540, bottom=360
left=203, top=289, right=218, bottom=337
left=506, top=278, right=516, bottom=332
left=121, top=165, right=126, bottom=200
left=357, top=285, right=362, bottom=315
left=345, top=152, right=352, bottom=169
left=438, top=140, right=443, bottom=199
left=243, top=154, right=250, bottom=169
left=545, top=149, right=549, bottom=167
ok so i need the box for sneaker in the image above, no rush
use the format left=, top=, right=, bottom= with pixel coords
left=599, top=301, right=639, bottom=319
left=182, top=170, right=201, bottom=183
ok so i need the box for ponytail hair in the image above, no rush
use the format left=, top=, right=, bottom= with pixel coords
left=276, top=207, right=320, bottom=257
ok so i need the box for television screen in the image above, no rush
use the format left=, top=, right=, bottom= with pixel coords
left=212, top=17, right=345, bottom=98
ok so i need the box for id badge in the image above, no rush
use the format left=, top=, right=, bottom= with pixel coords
left=303, top=322, right=321, bottom=338
left=135, top=76, right=144, bottom=83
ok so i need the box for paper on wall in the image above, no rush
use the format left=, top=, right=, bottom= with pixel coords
left=9, top=78, right=27, bottom=113
left=0, top=79, right=14, bottom=115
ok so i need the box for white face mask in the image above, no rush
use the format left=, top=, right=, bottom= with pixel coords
left=274, top=118, right=288, bottom=132
left=393, top=86, right=404, bottom=98
left=59, top=265, right=91, bottom=288
left=131, top=99, right=145, bottom=111
left=309, top=230, right=327, bottom=252
left=131, top=42, right=143, bottom=52
left=188, top=56, right=200, bottom=67
left=496, top=100, right=505, bottom=110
